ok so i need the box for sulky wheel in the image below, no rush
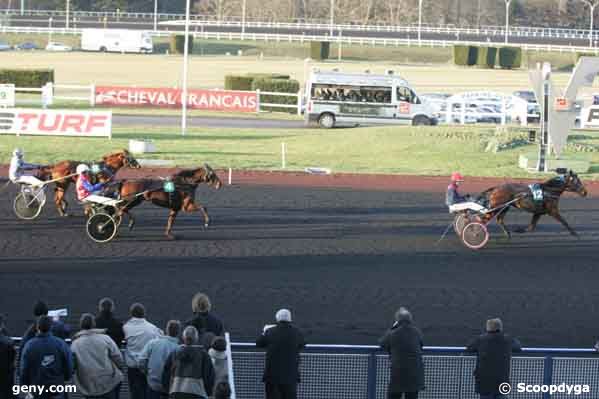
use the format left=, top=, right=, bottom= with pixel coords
left=86, top=213, right=118, bottom=243
left=453, top=213, right=470, bottom=237
left=461, top=222, right=490, bottom=250
left=13, top=192, right=44, bottom=220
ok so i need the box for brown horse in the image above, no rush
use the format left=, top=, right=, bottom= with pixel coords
left=480, top=170, right=588, bottom=238
left=38, top=149, right=140, bottom=216
left=117, top=164, right=222, bottom=239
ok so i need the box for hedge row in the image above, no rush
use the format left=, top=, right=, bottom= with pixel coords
left=169, top=35, right=193, bottom=54
left=224, top=73, right=291, bottom=91
left=310, top=42, right=330, bottom=60
left=0, top=69, right=54, bottom=87
left=252, top=77, right=300, bottom=112
left=453, top=46, right=521, bottom=69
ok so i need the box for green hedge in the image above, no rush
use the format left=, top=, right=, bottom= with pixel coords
left=498, top=47, right=522, bottom=69
left=0, top=69, right=54, bottom=87
left=247, top=73, right=290, bottom=80
left=169, top=34, right=193, bottom=54
left=576, top=52, right=597, bottom=63
left=453, top=45, right=478, bottom=66
left=224, top=75, right=254, bottom=91
left=310, top=42, right=330, bottom=60
left=252, top=77, right=300, bottom=113
left=476, top=47, right=497, bottom=68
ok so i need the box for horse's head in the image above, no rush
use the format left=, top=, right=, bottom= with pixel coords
left=564, top=170, right=588, bottom=197
left=103, top=149, right=141, bottom=170
left=203, top=164, right=222, bottom=190
left=173, top=165, right=222, bottom=189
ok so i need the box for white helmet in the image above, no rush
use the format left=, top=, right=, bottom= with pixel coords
left=76, top=164, right=90, bottom=175
left=13, top=148, right=23, bottom=157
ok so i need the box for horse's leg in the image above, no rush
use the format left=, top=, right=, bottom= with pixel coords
left=54, top=186, right=68, bottom=216
left=525, top=213, right=543, bottom=233
left=165, top=209, right=178, bottom=239
left=549, top=210, right=579, bottom=238
left=183, top=199, right=210, bottom=228
left=495, top=208, right=511, bottom=239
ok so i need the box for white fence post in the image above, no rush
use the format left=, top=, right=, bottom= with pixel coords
left=90, top=84, right=96, bottom=107
left=256, top=89, right=261, bottom=113
left=281, top=142, right=286, bottom=169
left=296, top=89, right=302, bottom=116
left=224, top=332, right=236, bottom=399
left=460, top=99, right=466, bottom=125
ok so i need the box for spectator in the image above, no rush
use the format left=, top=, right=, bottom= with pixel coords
left=95, top=298, right=125, bottom=347
left=162, top=326, right=214, bottom=399
left=0, top=314, right=16, bottom=399
left=71, top=314, right=124, bottom=399
left=466, top=318, right=522, bottom=399
left=20, top=315, right=73, bottom=399
left=123, top=303, right=161, bottom=399
left=256, top=309, right=306, bottom=399
left=208, top=336, right=229, bottom=388
left=185, top=293, right=224, bottom=340
left=139, top=320, right=181, bottom=399
left=213, top=382, right=231, bottom=399
left=378, top=307, right=425, bottom=399
left=21, top=301, right=71, bottom=352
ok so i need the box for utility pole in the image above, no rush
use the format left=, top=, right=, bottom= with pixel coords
left=181, top=0, right=191, bottom=136
left=504, top=0, right=512, bottom=44
left=418, top=0, right=423, bottom=43
left=583, top=0, right=598, bottom=47
left=242, top=0, right=246, bottom=35
left=153, top=0, right=158, bottom=32
left=329, top=0, right=334, bottom=36
left=66, top=0, right=70, bottom=30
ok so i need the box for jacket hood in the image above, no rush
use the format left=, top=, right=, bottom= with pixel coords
left=208, top=348, right=227, bottom=360
left=179, top=345, right=202, bottom=363
left=74, top=328, right=107, bottom=340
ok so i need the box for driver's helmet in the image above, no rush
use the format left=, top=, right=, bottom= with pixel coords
left=451, top=172, right=464, bottom=182
left=13, top=148, right=23, bottom=158
left=76, top=164, right=90, bottom=175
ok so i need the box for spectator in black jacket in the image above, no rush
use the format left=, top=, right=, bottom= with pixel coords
left=185, top=293, right=224, bottom=341
left=94, top=298, right=125, bottom=347
left=466, top=318, right=522, bottom=399
left=256, top=309, right=306, bottom=399
left=379, top=307, right=425, bottom=399
left=0, top=314, right=16, bottom=399
left=21, top=301, right=71, bottom=357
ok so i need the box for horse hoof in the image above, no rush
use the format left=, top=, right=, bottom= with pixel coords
left=204, top=223, right=209, bottom=229
left=166, top=234, right=176, bottom=241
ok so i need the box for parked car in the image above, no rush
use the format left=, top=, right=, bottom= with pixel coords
left=513, top=90, right=537, bottom=103
left=45, top=42, right=72, bottom=52
left=0, top=42, right=11, bottom=51
left=16, top=42, right=38, bottom=50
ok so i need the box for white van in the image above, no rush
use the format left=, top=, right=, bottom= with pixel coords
left=304, top=69, right=437, bottom=128
left=81, top=29, right=153, bottom=54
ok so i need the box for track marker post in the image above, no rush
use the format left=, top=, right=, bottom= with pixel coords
left=228, top=168, right=232, bottom=185
left=281, top=142, right=286, bottom=169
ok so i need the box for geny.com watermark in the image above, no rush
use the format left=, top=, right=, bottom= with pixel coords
left=499, top=382, right=591, bottom=395
left=12, top=384, right=77, bottom=397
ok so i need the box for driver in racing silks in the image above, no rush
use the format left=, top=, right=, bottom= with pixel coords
left=9, top=148, right=44, bottom=185
left=446, top=172, right=488, bottom=213
left=76, top=164, right=118, bottom=201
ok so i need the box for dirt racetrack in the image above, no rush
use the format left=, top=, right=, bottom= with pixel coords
left=1, top=172, right=599, bottom=348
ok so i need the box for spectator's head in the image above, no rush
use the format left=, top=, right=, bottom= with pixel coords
left=182, top=326, right=199, bottom=345
left=275, top=309, right=292, bottom=323
left=394, top=307, right=413, bottom=324
left=166, top=320, right=181, bottom=338
left=37, top=315, right=52, bottom=334
left=211, top=336, right=227, bottom=352
left=0, top=314, right=6, bottom=334
left=213, top=382, right=232, bottom=399
left=192, top=292, right=211, bottom=313
left=486, top=318, right=503, bottom=333
left=80, top=313, right=95, bottom=330
left=98, top=297, right=115, bottom=314
left=129, top=303, right=145, bottom=319
left=33, top=300, right=49, bottom=317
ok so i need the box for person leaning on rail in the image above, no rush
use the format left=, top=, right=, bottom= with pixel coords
left=94, top=298, right=125, bottom=348
left=378, top=307, right=425, bottom=399
left=465, top=318, right=522, bottom=399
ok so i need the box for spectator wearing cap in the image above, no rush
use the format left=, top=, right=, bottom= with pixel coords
left=208, top=336, right=229, bottom=389
left=71, top=314, right=124, bottom=399
left=379, top=307, right=425, bottom=399
left=466, top=318, right=522, bottom=399
left=20, top=316, right=74, bottom=399
left=123, top=304, right=162, bottom=399
left=185, top=293, right=225, bottom=342
left=213, top=382, right=231, bottom=399
left=95, top=298, right=125, bottom=347
left=162, top=326, right=215, bottom=399
left=256, top=309, right=306, bottom=399
left=21, top=301, right=71, bottom=353
left=0, top=314, right=16, bottom=399
left=139, top=320, right=181, bottom=399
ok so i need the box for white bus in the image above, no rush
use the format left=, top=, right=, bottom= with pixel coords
left=81, top=29, right=153, bottom=54
left=304, top=69, right=437, bottom=128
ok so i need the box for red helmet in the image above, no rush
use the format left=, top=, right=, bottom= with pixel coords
left=451, top=172, right=464, bottom=182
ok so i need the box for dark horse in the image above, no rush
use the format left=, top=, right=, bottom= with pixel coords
left=117, top=164, right=222, bottom=239
left=38, top=149, right=140, bottom=216
left=480, top=170, right=588, bottom=238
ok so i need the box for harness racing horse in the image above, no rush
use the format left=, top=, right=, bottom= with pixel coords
left=117, top=164, right=222, bottom=239
left=480, top=170, right=588, bottom=238
left=38, top=149, right=140, bottom=216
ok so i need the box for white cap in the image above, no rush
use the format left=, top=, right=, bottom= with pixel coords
left=276, top=309, right=292, bottom=322
left=13, top=148, right=23, bottom=157
left=76, top=164, right=90, bottom=175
